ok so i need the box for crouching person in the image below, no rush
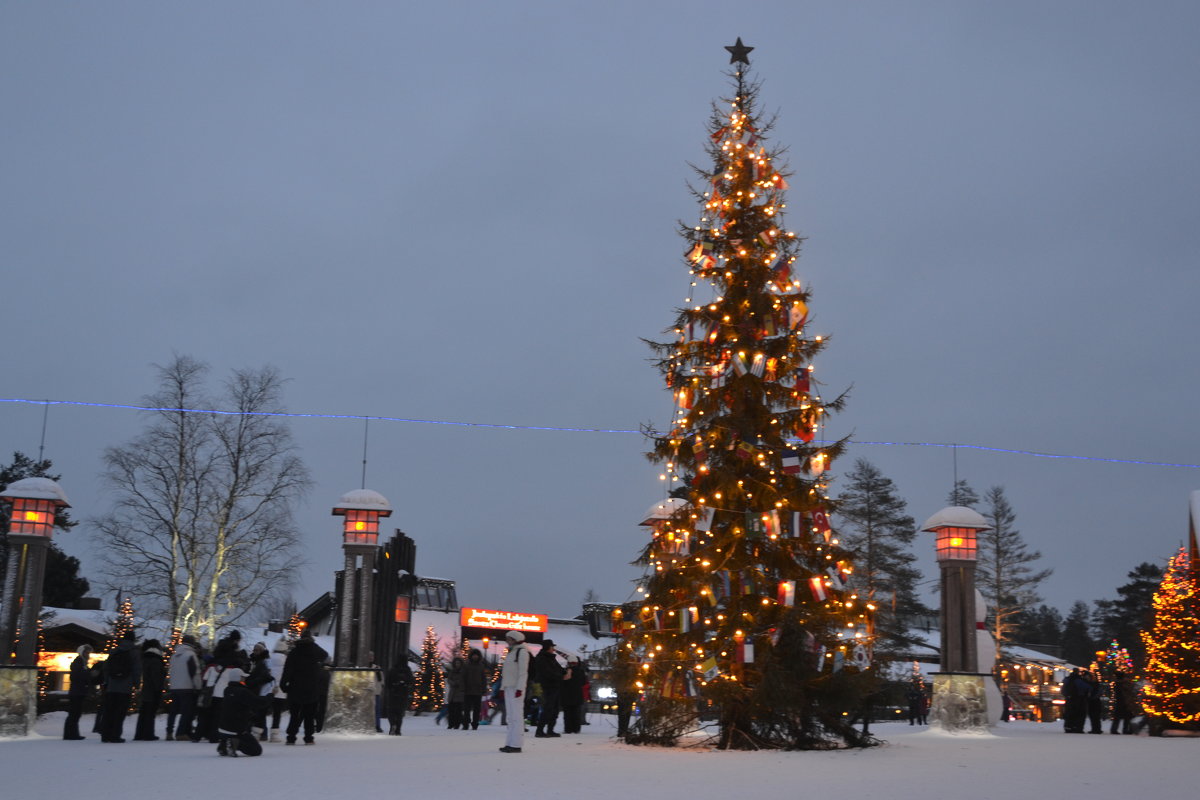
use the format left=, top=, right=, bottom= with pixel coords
left=216, top=668, right=272, bottom=757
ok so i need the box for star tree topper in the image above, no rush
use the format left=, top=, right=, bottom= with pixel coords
left=725, top=37, right=753, bottom=65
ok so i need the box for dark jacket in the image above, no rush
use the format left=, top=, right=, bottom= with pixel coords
left=385, top=663, right=412, bottom=708
left=463, top=651, right=488, bottom=696
left=103, top=640, right=142, bottom=694
left=218, top=680, right=271, bottom=734
left=280, top=638, right=328, bottom=704
left=445, top=659, right=466, bottom=703
left=140, top=647, right=166, bottom=702
left=560, top=662, right=586, bottom=705
left=69, top=653, right=93, bottom=699
left=534, top=648, right=566, bottom=688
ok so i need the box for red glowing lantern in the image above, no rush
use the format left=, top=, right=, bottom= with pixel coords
left=1, top=477, right=70, bottom=539
left=331, top=489, right=392, bottom=547
left=921, top=506, right=989, bottom=562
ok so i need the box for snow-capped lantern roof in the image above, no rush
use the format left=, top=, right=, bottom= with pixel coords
left=638, top=497, right=688, bottom=526
left=919, top=505, right=988, bottom=532
left=331, top=488, right=392, bottom=514
left=0, top=476, right=71, bottom=507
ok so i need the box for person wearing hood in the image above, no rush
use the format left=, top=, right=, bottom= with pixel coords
left=445, top=656, right=466, bottom=730
left=63, top=644, right=95, bottom=740
left=133, top=639, right=166, bottom=740
left=247, top=642, right=276, bottom=741
left=166, top=634, right=203, bottom=741
left=462, top=648, right=488, bottom=731
left=280, top=629, right=328, bottom=745
left=216, top=667, right=271, bottom=757
left=100, top=631, right=141, bottom=743
left=498, top=630, right=531, bottom=753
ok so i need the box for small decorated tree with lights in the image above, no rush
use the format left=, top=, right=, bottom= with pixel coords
left=411, top=626, right=445, bottom=713
left=106, top=597, right=136, bottom=651
left=1141, top=544, right=1200, bottom=731
left=1092, top=639, right=1135, bottom=683
left=628, top=39, right=875, bottom=750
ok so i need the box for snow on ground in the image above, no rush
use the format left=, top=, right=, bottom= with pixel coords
left=5, top=713, right=1197, bottom=800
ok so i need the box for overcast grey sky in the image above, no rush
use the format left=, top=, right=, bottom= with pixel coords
left=4, top=2, right=1199, bottom=621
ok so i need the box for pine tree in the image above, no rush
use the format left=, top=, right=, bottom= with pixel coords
left=946, top=479, right=980, bottom=509
left=977, top=486, right=1051, bottom=659
left=1012, top=604, right=1064, bottom=652
left=411, top=626, right=444, bottom=713
left=630, top=40, right=874, bottom=751
left=1061, top=601, right=1095, bottom=667
left=1141, top=546, right=1200, bottom=729
left=837, top=459, right=927, bottom=650
left=1092, top=562, right=1163, bottom=671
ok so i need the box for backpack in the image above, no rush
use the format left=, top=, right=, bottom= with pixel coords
left=106, top=647, right=134, bottom=680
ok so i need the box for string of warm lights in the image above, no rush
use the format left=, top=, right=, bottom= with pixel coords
left=3, top=397, right=1196, bottom=469
left=1140, top=546, right=1200, bottom=726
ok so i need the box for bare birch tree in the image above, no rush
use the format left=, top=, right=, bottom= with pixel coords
left=94, top=355, right=310, bottom=644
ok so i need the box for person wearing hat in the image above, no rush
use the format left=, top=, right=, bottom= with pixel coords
left=216, top=667, right=271, bottom=757
left=533, top=639, right=566, bottom=738
left=498, top=631, right=531, bottom=753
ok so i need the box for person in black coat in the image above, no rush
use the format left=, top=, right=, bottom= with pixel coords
left=384, top=661, right=413, bottom=735
left=462, top=649, right=488, bottom=731
left=133, top=639, right=166, bottom=740
left=280, top=630, right=328, bottom=745
left=63, top=645, right=94, bottom=740
left=100, top=632, right=142, bottom=743
left=560, top=656, right=586, bottom=734
left=216, top=668, right=272, bottom=757
left=533, top=639, right=566, bottom=737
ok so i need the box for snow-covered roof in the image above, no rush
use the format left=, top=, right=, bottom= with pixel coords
left=920, top=505, right=989, bottom=531
left=331, top=488, right=393, bottom=514
left=0, top=476, right=71, bottom=506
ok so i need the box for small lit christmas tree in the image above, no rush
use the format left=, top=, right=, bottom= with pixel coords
left=1141, top=543, right=1200, bottom=730
left=106, top=597, right=136, bottom=651
left=1092, top=639, right=1135, bottom=683
left=629, top=39, right=875, bottom=750
left=287, top=613, right=304, bottom=641
left=411, top=626, right=445, bottom=713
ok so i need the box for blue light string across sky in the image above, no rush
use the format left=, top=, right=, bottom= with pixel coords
left=4, top=396, right=1199, bottom=470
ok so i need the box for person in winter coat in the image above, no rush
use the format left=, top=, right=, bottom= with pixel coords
left=560, top=656, right=586, bottom=734
left=133, top=639, right=166, bottom=740
left=1110, top=671, right=1140, bottom=734
left=63, top=644, right=94, bottom=740
left=462, top=649, right=488, bottom=731
left=166, top=634, right=203, bottom=741
left=444, top=657, right=467, bottom=729
left=247, top=642, right=276, bottom=741
left=498, top=630, right=531, bottom=753
left=100, top=632, right=141, bottom=743
left=212, top=630, right=243, bottom=667
left=1081, top=670, right=1104, bottom=734
left=384, top=661, right=413, bottom=735
left=533, top=639, right=566, bottom=738
left=280, top=630, right=328, bottom=745
left=1061, top=668, right=1089, bottom=734
left=215, top=667, right=272, bottom=757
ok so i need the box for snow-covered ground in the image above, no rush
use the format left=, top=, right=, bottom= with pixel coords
left=5, top=713, right=1196, bottom=799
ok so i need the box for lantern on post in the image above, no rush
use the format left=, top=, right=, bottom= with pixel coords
left=332, top=489, right=391, bottom=668
left=921, top=505, right=992, bottom=730
left=0, top=477, right=71, bottom=666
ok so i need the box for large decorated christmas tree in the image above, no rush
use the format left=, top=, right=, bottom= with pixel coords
left=627, top=39, right=875, bottom=750
left=1141, top=538, right=1200, bottom=730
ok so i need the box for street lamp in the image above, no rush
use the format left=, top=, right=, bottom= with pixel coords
left=0, top=477, right=71, bottom=664
left=332, top=489, right=392, bottom=668
left=0, top=477, right=70, bottom=737
left=921, top=504, right=991, bottom=730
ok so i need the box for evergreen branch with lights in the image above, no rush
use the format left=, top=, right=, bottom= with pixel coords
left=1141, top=546, right=1200, bottom=730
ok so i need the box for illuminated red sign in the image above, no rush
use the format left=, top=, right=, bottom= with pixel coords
left=459, top=607, right=548, bottom=632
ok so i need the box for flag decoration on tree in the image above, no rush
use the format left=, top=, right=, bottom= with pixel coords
left=628, top=41, right=875, bottom=751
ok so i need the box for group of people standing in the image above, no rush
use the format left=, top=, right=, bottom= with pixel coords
left=63, top=627, right=331, bottom=756
left=496, top=632, right=590, bottom=754
left=1060, top=667, right=1141, bottom=734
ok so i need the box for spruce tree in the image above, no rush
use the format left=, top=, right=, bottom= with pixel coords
left=1092, top=562, right=1163, bottom=671
left=977, top=486, right=1051, bottom=658
left=1141, top=545, right=1200, bottom=730
left=630, top=40, right=874, bottom=750
left=1061, top=601, right=1096, bottom=667
left=837, top=459, right=927, bottom=650
left=946, top=479, right=980, bottom=509
left=411, top=626, right=444, bottom=713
